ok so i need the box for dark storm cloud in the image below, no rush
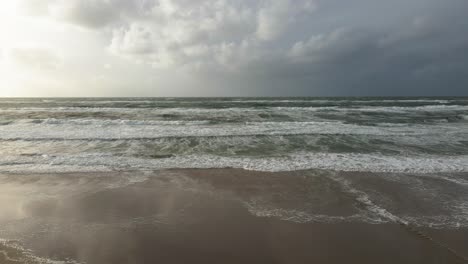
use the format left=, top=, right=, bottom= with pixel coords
left=253, top=0, right=468, bottom=96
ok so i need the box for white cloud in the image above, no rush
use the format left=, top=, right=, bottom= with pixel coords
left=104, top=0, right=316, bottom=69
left=109, top=23, right=155, bottom=55
left=18, top=0, right=317, bottom=70
left=49, top=0, right=119, bottom=28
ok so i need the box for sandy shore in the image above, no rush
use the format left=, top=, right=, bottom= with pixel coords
left=0, top=169, right=467, bottom=263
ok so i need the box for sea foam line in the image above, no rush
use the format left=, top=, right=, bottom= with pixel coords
left=1, top=121, right=466, bottom=140
left=325, top=173, right=468, bottom=261
left=0, top=239, right=81, bottom=264
left=1, top=153, right=468, bottom=174
left=325, top=173, right=407, bottom=224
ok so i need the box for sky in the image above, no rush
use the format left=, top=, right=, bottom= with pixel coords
left=0, top=0, right=467, bottom=97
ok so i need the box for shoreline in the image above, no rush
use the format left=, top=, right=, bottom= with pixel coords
left=0, top=168, right=467, bottom=263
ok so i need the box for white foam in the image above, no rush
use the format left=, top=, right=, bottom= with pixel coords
left=1, top=119, right=466, bottom=140
left=32, top=118, right=211, bottom=126
left=325, top=174, right=409, bottom=224
left=402, top=215, right=468, bottom=229
left=349, top=105, right=468, bottom=113
left=243, top=195, right=387, bottom=224
left=400, top=197, right=468, bottom=228
left=323, top=174, right=468, bottom=228
left=2, top=103, right=468, bottom=113
left=436, top=176, right=468, bottom=186
left=0, top=239, right=81, bottom=264
left=1, top=152, right=468, bottom=174
left=244, top=206, right=380, bottom=224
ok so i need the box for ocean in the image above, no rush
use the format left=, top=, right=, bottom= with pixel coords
left=1, top=97, right=468, bottom=173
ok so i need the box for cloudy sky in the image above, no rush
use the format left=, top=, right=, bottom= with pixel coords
left=0, top=0, right=467, bottom=97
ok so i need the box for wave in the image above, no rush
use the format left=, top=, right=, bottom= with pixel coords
left=3, top=103, right=468, bottom=114
left=1, top=120, right=466, bottom=141
left=353, top=105, right=468, bottom=112
left=26, top=118, right=212, bottom=126
left=2, top=104, right=468, bottom=129
left=1, top=152, right=468, bottom=174
left=2, top=133, right=468, bottom=162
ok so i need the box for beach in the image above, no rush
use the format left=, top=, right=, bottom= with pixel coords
left=1, top=169, right=467, bottom=264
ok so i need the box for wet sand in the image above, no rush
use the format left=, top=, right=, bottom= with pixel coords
left=0, top=169, right=467, bottom=264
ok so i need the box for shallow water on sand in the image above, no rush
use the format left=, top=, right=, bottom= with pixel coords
left=0, top=169, right=467, bottom=263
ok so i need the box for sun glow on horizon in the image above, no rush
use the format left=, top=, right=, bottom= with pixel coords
left=0, top=2, right=26, bottom=96
left=0, top=2, right=21, bottom=41
left=0, top=1, right=74, bottom=97
left=0, top=1, right=19, bottom=19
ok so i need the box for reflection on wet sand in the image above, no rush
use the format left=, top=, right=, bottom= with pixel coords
left=0, top=169, right=467, bottom=264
